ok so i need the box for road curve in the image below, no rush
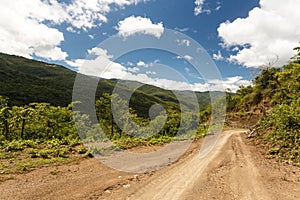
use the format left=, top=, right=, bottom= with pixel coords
left=108, top=130, right=300, bottom=200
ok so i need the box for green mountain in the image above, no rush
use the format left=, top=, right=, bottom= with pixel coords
left=0, top=53, right=75, bottom=106
left=0, top=53, right=212, bottom=118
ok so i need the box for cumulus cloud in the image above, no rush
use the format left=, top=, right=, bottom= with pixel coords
left=127, top=67, right=140, bottom=73
left=207, top=76, right=252, bottom=92
left=136, top=60, right=160, bottom=68
left=66, top=27, right=78, bottom=33
left=116, top=16, right=164, bottom=38
left=0, top=0, right=67, bottom=60
left=137, top=61, right=148, bottom=68
left=0, top=0, right=148, bottom=61
left=67, top=47, right=127, bottom=79
left=218, top=0, right=300, bottom=68
left=67, top=46, right=249, bottom=92
left=87, top=47, right=113, bottom=59
left=65, top=0, right=149, bottom=30
left=212, top=50, right=224, bottom=61
left=194, top=0, right=210, bottom=15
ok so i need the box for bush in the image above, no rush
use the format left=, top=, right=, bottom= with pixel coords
left=77, top=146, right=87, bottom=154
left=257, top=98, right=300, bottom=163
left=5, top=140, right=25, bottom=152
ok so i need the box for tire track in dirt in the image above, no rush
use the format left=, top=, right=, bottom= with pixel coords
left=180, top=132, right=271, bottom=200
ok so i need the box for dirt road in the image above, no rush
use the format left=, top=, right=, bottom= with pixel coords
left=106, top=130, right=300, bottom=200
left=1, top=130, right=300, bottom=200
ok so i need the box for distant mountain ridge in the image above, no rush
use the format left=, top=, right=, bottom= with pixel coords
left=0, top=53, right=213, bottom=117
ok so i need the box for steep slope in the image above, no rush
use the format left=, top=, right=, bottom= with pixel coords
left=227, top=53, right=300, bottom=165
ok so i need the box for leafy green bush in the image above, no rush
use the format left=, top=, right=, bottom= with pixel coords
left=77, top=146, right=87, bottom=154
left=257, top=98, right=300, bottom=163
left=5, top=140, right=26, bottom=152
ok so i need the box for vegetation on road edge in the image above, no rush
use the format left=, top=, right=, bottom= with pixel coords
left=0, top=93, right=210, bottom=176
left=227, top=45, right=300, bottom=166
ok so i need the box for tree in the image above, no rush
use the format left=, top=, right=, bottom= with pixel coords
left=0, top=96, right=10, bottom=140
left=292, top=44, right=300, bottom=63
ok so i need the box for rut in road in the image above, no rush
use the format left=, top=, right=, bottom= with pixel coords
left=180, top=131, right=270, bottom=200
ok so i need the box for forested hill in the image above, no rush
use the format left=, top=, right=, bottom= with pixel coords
left=227, top=47, right=300, bottom=165
left=0, top=53, right=212, bottom=117
left=0, top=53, right=76, bottom=106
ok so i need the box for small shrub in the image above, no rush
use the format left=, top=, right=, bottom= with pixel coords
left=269, top=147, right=280, bottom=155
left=37, top=149, right=51, bottom=159
left=77, top=146, right=87, bottom=154
left=5, top=140, right=25, bottom=152
left=50, top=170, right=58, bottom=175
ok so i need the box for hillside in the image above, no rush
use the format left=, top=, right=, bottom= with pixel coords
left=0, top=53, right=211, bottom=118
left=0, top=53, right=75, bottom=106
left=227, top=48, right=300, bottom=165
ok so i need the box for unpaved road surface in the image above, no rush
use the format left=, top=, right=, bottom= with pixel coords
left=1, top=130, right=300, bottom=200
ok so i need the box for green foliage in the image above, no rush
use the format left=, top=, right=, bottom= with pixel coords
left=93, top=92, right=204, bottom=146
left=257, top=97, right=300, bottom=163
left=0, top=53, right=216, bottom=174
left=0, top=138, right=86, bottom=174
left=229, top=52, right=300, bottom=114
left=0, top=100, right=78, bottom=140
left=0, top=53, right=76, bottom=106
left=77, top=146, right=87, bottom=154
left=228, top=45, right=300, bottom=165
left=0, top=52, right=212, bottom=118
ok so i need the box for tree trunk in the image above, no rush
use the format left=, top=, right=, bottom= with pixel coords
left=21, top=118, right=25, bottom=139
left=111, top=113, right=114, bottom=138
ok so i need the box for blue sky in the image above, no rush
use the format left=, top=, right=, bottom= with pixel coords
left=1, top=0, right=299, bottom=92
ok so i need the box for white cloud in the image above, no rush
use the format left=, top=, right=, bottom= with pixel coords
left=218, top=0, right=300, bottom=68
left=137, top=61, right=146, bottom=67
left=126, top=61, right=134, bottom=66
left=67, top=47, right=250, bottom=92
left=65, top=0, right=149, bottom=30
left=194, top=0, right=211, bottom=15
left=215, top=5, right=221, bottom=11
left=176, top=39, right=191, bottom=47
left=207, top=76, right=252, bottom=92
left=0, top=0, right=148, bottom=61
left=116, top=16, right=164, bottom=38
left=174, top=27, right=189, bottom=32
left=35, top=46, right=68, bottom=61
left=146, top=71, right=156, bottom=75
left=212, top=50, right=224, bottom=61
left=137, top=60, right=151, bottom=68
left=67, top=48, right=127, bottom=79
left=127, top=67, right=140, bottom=73
left=176, top=55, right=193, bottom=61
left=66, top=26, right=77, bottom=33
left=232, top=47, right=239, bottom=51
left=87, top=47, right=113, bottom=59
left=0, top=0, right=67, bottom=60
